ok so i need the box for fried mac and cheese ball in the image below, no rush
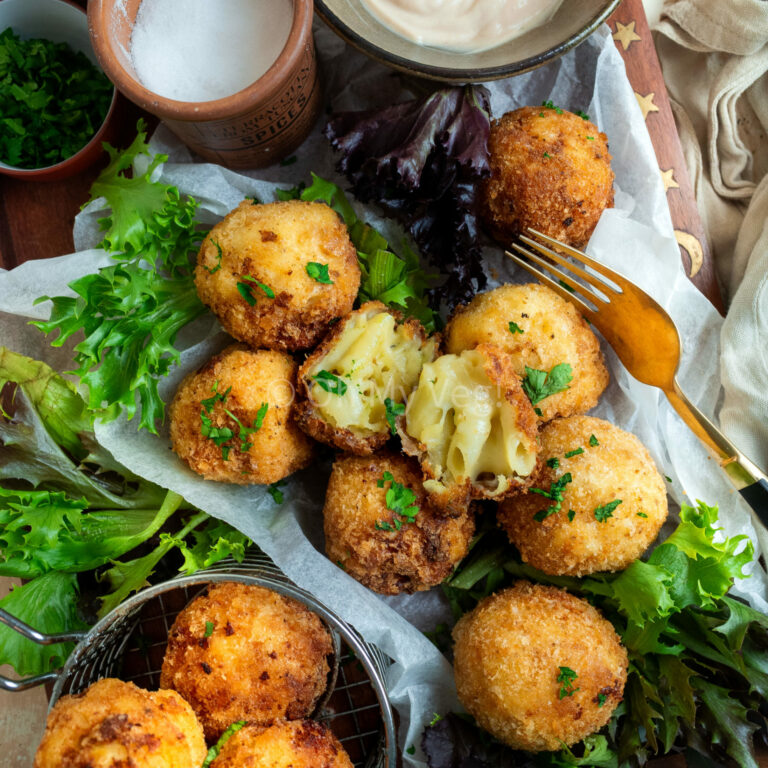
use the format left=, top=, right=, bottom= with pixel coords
left=402, top=344, right=539, bottom=513
left=169, top=344, right=314, bottom=485
left=498, top=416, right=668, bottom=576
left=160, top=582, right=333, bottom=741
left=445, top=283, right=608, bottom=422
left=453, top=582, right=628, bottom=751
left=34, top=678, right=206, bottom=768
left=195, top=200, right=360, bottom=351
left=296, top=302, right=436, bottom=455
left=210, top=720, right=353, bottom=768
left=324, top=452, right=475, bottom=594
left=481, top=106, right=614, bottom=247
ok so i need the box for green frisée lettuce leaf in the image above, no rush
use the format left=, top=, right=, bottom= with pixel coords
left=276, top=173, right=438, bottom=332
left=32, top=121, right=207, bottom=434
left=428, top=502, right=766, bottom=768
left=0, top=571, right=87, bottom=677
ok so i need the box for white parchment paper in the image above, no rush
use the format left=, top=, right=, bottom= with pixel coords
left=1, top=23, right=767, bottom=764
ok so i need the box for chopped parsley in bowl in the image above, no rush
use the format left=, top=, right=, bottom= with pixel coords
left=0, top=27, right=113, bottom=170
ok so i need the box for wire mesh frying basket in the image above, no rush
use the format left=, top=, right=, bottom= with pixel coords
left=0, top=552, right=397, bottom=768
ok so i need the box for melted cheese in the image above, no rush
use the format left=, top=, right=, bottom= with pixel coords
left=405, top=349, right=537, bottom=495
left=306, top=308, right=436, bottom=436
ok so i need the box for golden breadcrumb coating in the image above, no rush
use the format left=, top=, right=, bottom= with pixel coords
left=159, top=582, right=333, bottom=741
left=34, top=678, right=206, bottom=768
left=296, top=301, right=436, bottom=455
left=401, top=344, right=540, bottom=514
left=195, top=200, right=360, bottom=351
left=445, top=283, right=608, bottom=422
left=324, top=452, right=475, bottom=594
left=169, top=344, right=314, bottom=485
left=481, top=106, right=614, bottom=248
left=498, top=416, right=668, bottom=576
left=453, top=581, right=628, bottom=751
left=210, top=720, right=353, bottom=768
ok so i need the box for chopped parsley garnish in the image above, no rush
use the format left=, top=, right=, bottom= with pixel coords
left=406, top=745, right=416, bottom=755
left=201, top=381, right=231, bottom=414
left=0, top=28, right=114, bottom=169
left=665, top=475, right=673, bottom=483
left=597, top=693, right=607, bottom=707
left=267, top=480, right=286, bottom=504
left=237, top=275, right=275, bottom=305
left=204, top=239, right=224, bottom=274
left=564, top=447, right=584, bottom=458
left=245, top=195, right=260, bottom=204
left=637, top=512, right=648, bottom=518
left=224, top=404, right=267, bottom=452
left=429, top=713, right=443, bottom=726
left=589, top=434, right=599, bottom=447
left=594, top=499, right=622, bottom=522
left=306, top=262, right=334, bottom=284
left=576, top=110, right=591, bottom=121
left=204, top=621, right=214, bottom=637
left=586, top=136, right=595, bottom=140
left=384, top=397, right=405, bottom=435
left=202, top=721, right=247, bottom=768
left=532, top=472, right=573, bottom=521
left=547, top=458, right=560, bottom=469
left=312, top=370, right=347, bottom=396
left=200, top=412, right=234, bottom=456
left=508, top=321, right=524, bottom=334
left=567, top=509, right=576, bottom=522
left=522, top=363, right=573, bottom=406
left=559, top=279, right=576, bottom=293
left=375, top=470, right=420, bottom=530
left=557, top=666, right=579, bottom=699
left=542, top=100, right=564, bottom=115
left=534, top=407, right=543, bottom=417
left=543, top=152, right=551, bottom=159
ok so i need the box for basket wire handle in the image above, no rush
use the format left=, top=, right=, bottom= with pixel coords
left=0, top=607, right=86, bottom=692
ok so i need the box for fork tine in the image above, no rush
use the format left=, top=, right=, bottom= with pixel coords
left=509, top=242, right=606, bottom=310
left=526, top=229, right=632, bottom=291
left=506, top=246, right=597, bottom=320
left=519, top=234, right=617, bottom=301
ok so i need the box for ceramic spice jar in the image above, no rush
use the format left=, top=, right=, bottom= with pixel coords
left=87, top=0, right=322, bottom=169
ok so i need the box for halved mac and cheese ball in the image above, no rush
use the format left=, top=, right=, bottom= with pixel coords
left=169, top=344, right=315, bottom=484
left=497, top=416, right=668, bottom=576
left=195, top=199, right=360, bottom=351
left=295, top=301, right=437, bottom=455
left=324, top=452, right=475, bottom=594
left=401, top=344, right=539, bottom=513
left=453, top=582, right=627, bottom=751
left=445, top=283, right=608, bottom=422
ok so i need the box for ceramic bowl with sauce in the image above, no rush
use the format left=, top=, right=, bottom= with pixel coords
left=315, top=0, right=621, bottom=83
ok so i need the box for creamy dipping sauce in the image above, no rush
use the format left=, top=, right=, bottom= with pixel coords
left=130, top=0, right=293, bottom=103
left=360, top=0, right=564, bottom=52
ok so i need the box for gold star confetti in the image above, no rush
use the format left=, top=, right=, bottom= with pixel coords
left=613, top=20, right=642, bottom=51
left=635, top=92, right=659, bottom=120
left=661, top=168, right=679, bottom=192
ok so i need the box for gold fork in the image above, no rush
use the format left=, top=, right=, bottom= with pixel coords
left=507, top=229, right=768, bottom=520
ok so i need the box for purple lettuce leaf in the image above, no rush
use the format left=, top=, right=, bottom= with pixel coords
left=325, top=85, right=491, bottom=308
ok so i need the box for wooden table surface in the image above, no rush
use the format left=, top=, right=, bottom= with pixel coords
left=0, top=0, right=750, bottom=765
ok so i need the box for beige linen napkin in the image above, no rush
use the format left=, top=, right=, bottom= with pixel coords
left=654, top=0, right=768, bottom=471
